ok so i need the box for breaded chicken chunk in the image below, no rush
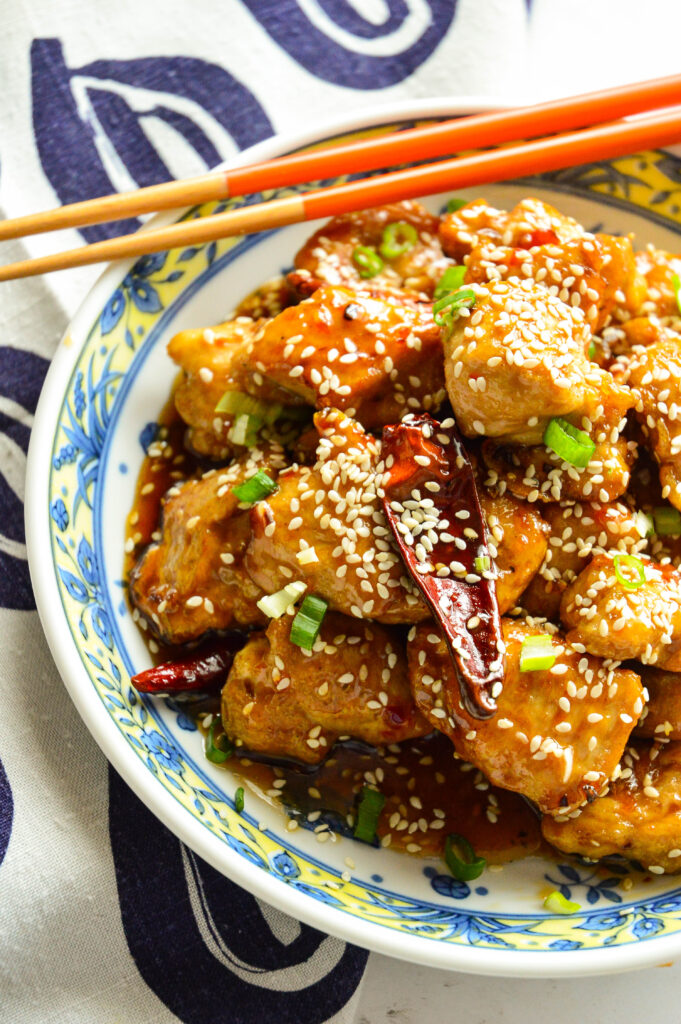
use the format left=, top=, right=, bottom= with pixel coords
left=543, top=741, right=681, bottom=874
left=245, top=409, right=427, bottom=624
left=292, top=201, right=451, bottom=298
left=407, top=617, right=643, bottom=815
left=561, top=553, right=681, bottom=669
left=129, top=445, right=287, bottom=643
left=222, top=613, right=429, bottom=763
left=443, top=279, right=632, bottom=445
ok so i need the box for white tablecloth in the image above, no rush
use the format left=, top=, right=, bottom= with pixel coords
left=2, top=1, right=681, bottom=1020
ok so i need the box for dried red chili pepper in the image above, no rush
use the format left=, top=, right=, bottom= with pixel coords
left=131, top=634, right=245, bottom=694
left=381, top=412, right=505, bottom=719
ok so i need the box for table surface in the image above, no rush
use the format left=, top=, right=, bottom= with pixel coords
left=4, top=0, right=681, bottom=1020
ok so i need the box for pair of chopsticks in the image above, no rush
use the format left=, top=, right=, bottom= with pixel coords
left=2, top=75, right=681, bottom=282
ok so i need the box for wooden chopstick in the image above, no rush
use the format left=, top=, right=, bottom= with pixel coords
left=2, top=75, right=681, bottom=243
left=1, top=107, right=680, bottom=283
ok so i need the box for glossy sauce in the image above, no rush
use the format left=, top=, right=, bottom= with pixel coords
left=125, top=373, right=542, bottom=864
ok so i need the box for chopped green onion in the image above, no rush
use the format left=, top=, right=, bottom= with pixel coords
left=519, top=634, right=556, bottom=672
left=206, top=719, right=233, bottom=764
left=228, top=413, right=262, bottom=446
left=296, top=546, right=319, bottom=566
left=446, top=197, right=467, bottom=213
left=474, top=555, right=491, bottom=573
left=256, top=581, right=307, bottom=619
left=232, top=469, right=278, bottom=504
left=543, top=890, right=581, bottom=915
left=588, top=340, right=597, bottom=360
left=354, top=786, right=385, bottom=843
left=672, top=272, right=681, bottom=315
left=234, top=786, right=245, bottom=813
left=433, top=265, right=466, bottom=301
left=634, top=510, right=654, bottom=539
left=379, top=221, right=418, bottom=259
left=613, top=553, right=646, bottom=591
left=654, top=505, right=681, bottom=536
left=433, top=287, right=476, bottom=326
left=543, top=417, right=595, bottom=468
left=444, top=833, right=486, bottom=881
left=290, top=594, right=328, bottom=650
left=215, top=390, right=282, bottom=424
left=352, top=245, right=384, bottom=279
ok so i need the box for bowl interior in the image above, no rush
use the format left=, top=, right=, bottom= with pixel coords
left=31, top=123, right=681, bottom=975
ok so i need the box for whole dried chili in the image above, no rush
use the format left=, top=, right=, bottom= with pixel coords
left=381, top=412, right=505, bottom=720
left=131, top=634, right=245, bottom=694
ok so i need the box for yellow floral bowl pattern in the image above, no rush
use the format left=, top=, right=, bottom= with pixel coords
left=40, top=124, right=681, bottom=972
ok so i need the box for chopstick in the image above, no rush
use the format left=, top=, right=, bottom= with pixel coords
left=2, top=74, right=681, bottom=243
left=1, top=106, right=680, bottom=282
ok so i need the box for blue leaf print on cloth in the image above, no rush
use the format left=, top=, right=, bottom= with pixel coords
left=243, top=0, right=457, bottom=89
left=31, top=39, right=273, bottom=243
left=0, top=758, right=14, bottom=868
left=108, top=768, right=368, bottom=1023
left=0, top=347, right=50, bottom=610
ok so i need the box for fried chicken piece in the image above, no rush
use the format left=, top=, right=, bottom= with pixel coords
left=233, top=285, right=445, bottom=429
left=465, top=233, right=640, bottom=333
left=221, top=613, right=429, bottom=764
left=407, top=617, right=643, bottom=815
left=636, top=667, right=681, bottom=740
left=168, top=316, right=303, bottom=459
left=480, top=489, right=549, bottom=613
left=443, top=279, right=632, bottom=445
left=560, top=553, right=681, bottom=669
left=629, top=247, right=681, bottom=319
left=602, top=316, right=681, bottom=362
left=522, top=500, right=648, bottom=619
left=482, top=434, right=635, bottom=507
left=129, top=445, right=287, bottom=643
left=625, top=336, right=681, bottom=512
left=244, top=408, right=427, bottom=624
left=439, top=197, right=582, bottom=264
left=292, top=201, right=451, bottom=298
left=542, top=741, right=681, bottom=874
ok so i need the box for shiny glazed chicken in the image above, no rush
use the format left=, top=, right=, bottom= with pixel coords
left=127, top=196, right=681, bottom=884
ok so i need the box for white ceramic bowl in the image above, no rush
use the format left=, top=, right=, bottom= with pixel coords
left=26, top=101, right=681, bottom=976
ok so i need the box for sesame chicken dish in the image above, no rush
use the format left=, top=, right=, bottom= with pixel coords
left=126, top=194, right=681, bottom=891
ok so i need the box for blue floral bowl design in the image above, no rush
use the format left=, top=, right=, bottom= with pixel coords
left=26, top=104, right=681, bottom=975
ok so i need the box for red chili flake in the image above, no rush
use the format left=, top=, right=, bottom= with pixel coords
left=381, top=412, right=505, bottom=719
left=131, top=634, right=245, bottom=694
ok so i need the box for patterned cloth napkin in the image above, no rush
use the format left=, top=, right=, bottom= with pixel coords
left=0, top=2, right=676, bottom=1021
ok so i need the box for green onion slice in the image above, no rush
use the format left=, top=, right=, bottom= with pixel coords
left=290, top=594, right=328, bottom=650
left=519, top=634, right=556, bottom=672
left=379, top=221, right=418, bottom=259
left=543, top=417, right=595, bottom=468
left=215, top=390, right=282, bottom=424
left=445, top=833, right=486, bottom=881
left=543, top=890, right=581, bottom=915
left=433, top=265, right=466, bottom=301
left=352, top=245, right=384, bottom=279
left=433, top=287, right=476, bottom=326
left=474, top=555, right=491, bottom=573
left=228, top=413, right=262, bottom=447
left=257, top=581, right=307, bottom=619
left=634, top=510, right=655, bottom=539
left=654, top=505, right=681, bottom=536
left=672, top=272, right=681, bottom=315
left=354, top=786, right=385, bottom=843
left=446, top=197, right=467, bottom=213
left=234, top=786, right=245, bottom=813
left=613, top=553, right=646, bottom=591
left=206, top=719, right=233, bottom=764
left=232, top=469, right=278, bottom=504
left=588, top=340, right=597, bottom=360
